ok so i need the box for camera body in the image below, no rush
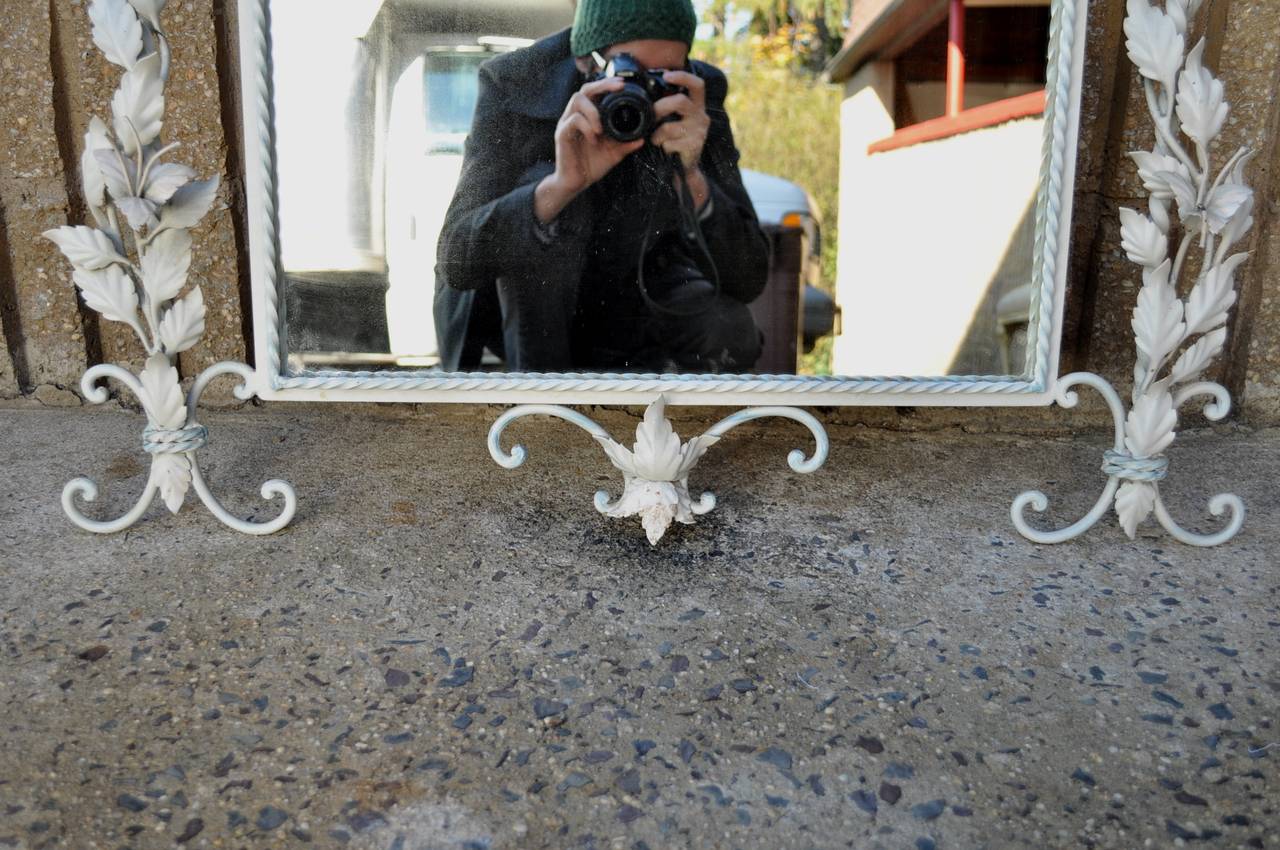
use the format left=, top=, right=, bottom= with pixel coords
left=590, top=53, right=689, bottom=143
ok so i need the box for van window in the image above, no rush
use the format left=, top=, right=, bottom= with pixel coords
left=424, top=52, right=490, bottom=139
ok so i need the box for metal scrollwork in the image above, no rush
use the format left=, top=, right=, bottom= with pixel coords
left=47, top=0, right=295, bottom=535
left=1013, top=0, right=1249, bottom=546
left=489, top=395, right=828, bottom=545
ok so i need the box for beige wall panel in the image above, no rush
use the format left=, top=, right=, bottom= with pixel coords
left=0, top=305, right=17, bottom=397
left=0, top=0, right=89, bottom=389
left=1211, top=0, right=1280, bottom=420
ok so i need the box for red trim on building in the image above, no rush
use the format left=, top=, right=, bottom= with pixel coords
left=868, top=89, right=1047, bottom=154
left=946, top=0, right=965, bottom=117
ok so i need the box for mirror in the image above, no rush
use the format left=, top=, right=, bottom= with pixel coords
left=256, top=0, right=1076, bottom=393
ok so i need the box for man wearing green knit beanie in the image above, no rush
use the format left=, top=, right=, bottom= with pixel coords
left=570, top=0, right=699, bottom=60
left=434, top=1, right=768, bottom=374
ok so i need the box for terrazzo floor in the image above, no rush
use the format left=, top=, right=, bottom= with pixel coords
left=0, top=405, right=1276, bottom=849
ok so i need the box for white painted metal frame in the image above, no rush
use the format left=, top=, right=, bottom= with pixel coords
left=237, top=0, right=1089, bottom=407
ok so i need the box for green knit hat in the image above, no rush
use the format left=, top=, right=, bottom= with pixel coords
left=570, top=0, right=698, bottom=58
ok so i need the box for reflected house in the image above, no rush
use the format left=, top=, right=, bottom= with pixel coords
left=825, top=0, right=1050, bottom=377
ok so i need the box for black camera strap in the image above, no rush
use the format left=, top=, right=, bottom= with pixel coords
left=634, top=154, right=723, bottom=318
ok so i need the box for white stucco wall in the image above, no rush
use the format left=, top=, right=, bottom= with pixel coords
left=831, top=77, right=1044, bottom=377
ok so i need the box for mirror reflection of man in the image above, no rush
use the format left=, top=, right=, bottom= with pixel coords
left=434, top=0, right=768, bottom=373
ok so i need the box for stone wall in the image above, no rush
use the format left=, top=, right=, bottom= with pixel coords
left=0, top=0, right=1277, bottom=425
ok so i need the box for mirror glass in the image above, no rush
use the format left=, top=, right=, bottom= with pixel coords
left=269, top=0, right=1053, bottom=378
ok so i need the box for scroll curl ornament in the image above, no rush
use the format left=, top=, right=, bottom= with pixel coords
left=1013, top=0, right=1248, bottom=546
left=489, top=395, right=828, bottom=545
left=46, top=0, right=295, bottom=534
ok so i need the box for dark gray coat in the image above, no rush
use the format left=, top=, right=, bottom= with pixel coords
left=434, top=27, right=769, bottom=371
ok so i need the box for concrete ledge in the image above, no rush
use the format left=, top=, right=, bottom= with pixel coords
left=0, top=406, right=1275, bottom=847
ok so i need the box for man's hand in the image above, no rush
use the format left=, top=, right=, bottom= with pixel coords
left=651, top=70, right=712, bottom=210
left=536, top=77, right=645, bottom=224
left=651, top=70, right=710, bottom=171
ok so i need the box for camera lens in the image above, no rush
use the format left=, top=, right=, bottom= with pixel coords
left=599, top=86, right=654, bottom=143
left=610, top=103, right=644, bottom=138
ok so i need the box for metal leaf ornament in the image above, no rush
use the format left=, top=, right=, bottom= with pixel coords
left=1015, top=0, right=1248, bottom=547
left=43, top=0, right=210, bottom=515
left=46, top=0, right=294, bottom=535
left=1116, top=0, right=1251, bottom=538
left=593, top=396, right=719, bottom=545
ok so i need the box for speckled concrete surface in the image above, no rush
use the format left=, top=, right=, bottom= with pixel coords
left=0, top=405, right=1277, bottom=849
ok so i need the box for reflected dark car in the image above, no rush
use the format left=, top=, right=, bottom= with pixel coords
left=740, top=169, right=838, bottom=372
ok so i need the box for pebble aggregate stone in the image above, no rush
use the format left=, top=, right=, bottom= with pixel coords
left=0, top=407, right=1277, bottom=848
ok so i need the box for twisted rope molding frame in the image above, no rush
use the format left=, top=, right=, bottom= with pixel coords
left=238, top=0, right=1086, bottom=406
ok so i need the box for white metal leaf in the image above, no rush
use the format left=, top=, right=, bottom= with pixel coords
left=601, top=478, right=683, bottom=545
left=1217, top=196, right=1253, bottom=252
left=117, top=195, right=159, bottom=230
left=1124, top=0, right=1184, bottom=89
left=1130, top=151, right=1189, bottom=201
left=81, top=117, right=117, bottom=209
left=42, top=225, right=128, bottom=271
left=1119, top=207, right=1167, bottom=268
left=112, top=52, right=165, bottom=155
left=93, top=148, right=137, bottom=200
left=157, top=287, right=205, bottom=354
left=1131, top=260, right=1183, bottom=361
left=1176, top=40, right=1227, bottom=146
left=140, top=228, right=191, bottom=303
left=1217, top=151, right=1256, bottom=250
left=1166, top=0, right=1190, bottom=34
left=89, top=0, right=143, bottom=69
left=1149, top=196, right=1171, bottom=233
left=676, top=433, right=720, bottom=480
left=72, top=265, right=138, bottom=325
left=1202, top=184, right=1252, bottom=235
left=1134, top=351, right=1150, bottom=390
left=150, top=453, right=191, bottom=514
left=1115, top=480, right=1156, bottom=539
left=632, top=397, right=684, bottom=481
left=143, top=162, right=195, bottom=204
left=81, top=145, right=108, bottom=210
left=1184, top=252, right=1246, bottom=335
left=128, top=0, right=167, bottom=28
left=139, top=352, right=186, bottom=428
left=1124, top=390, right=1178, bottom=459
left=640, top=501, right=679, bottom=545
left=1169, top=326, right=1227, bottom=385
left=594, top=434, right=637, bottom=476
left=158, top=176, right=220, bottom=231
left=1160, top=170, right=1200, bottom=222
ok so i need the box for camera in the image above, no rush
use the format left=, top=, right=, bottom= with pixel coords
left=590, top=53, right=689, bottom=143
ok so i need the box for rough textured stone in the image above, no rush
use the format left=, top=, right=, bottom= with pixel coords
left=0, top=321, right=17, bottom=397
left=30, top=383, right=80, bottom=407
left=1219, top=0, right=1280, bottom=424
left=0, top=0, right=88, bottom=389
left=0, top=402, right=1275, bottom=848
